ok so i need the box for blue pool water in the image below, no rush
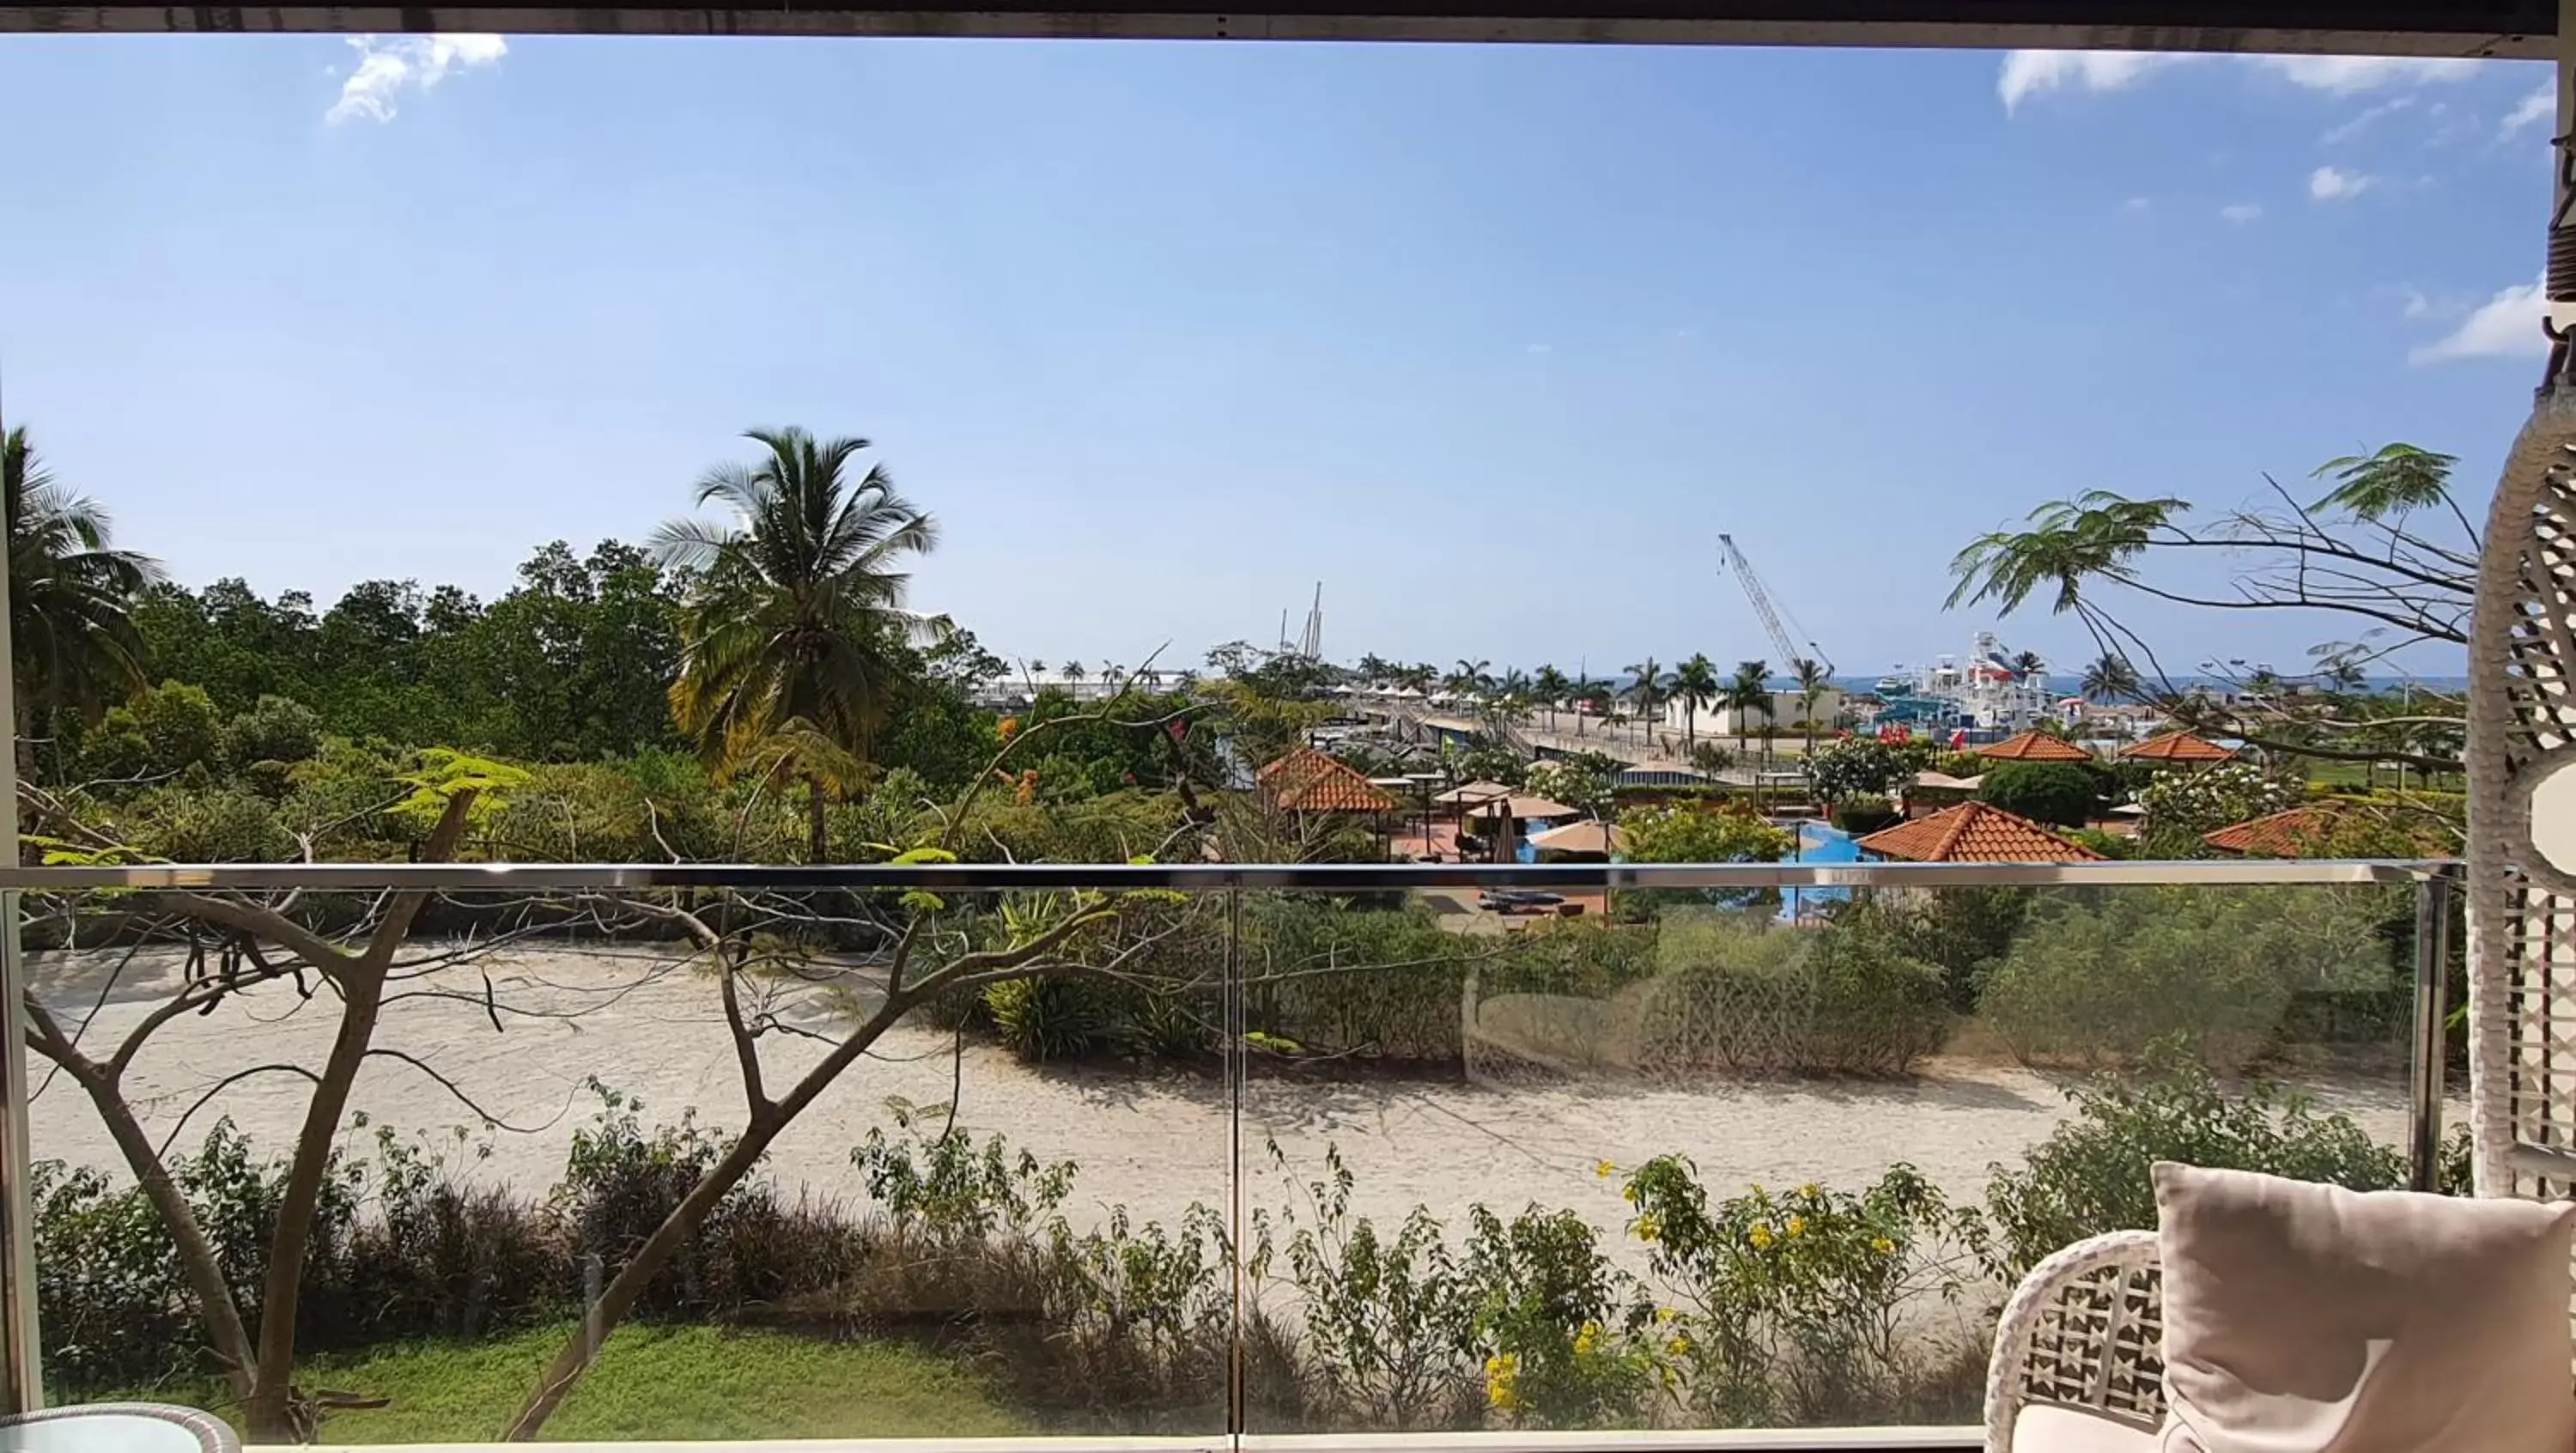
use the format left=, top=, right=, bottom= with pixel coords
left=1783, top=819, right=1858, bottom=920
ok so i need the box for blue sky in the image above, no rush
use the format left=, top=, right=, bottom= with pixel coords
left=0, top=35, right=2551, bottom=680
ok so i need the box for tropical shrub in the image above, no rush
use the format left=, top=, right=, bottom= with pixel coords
left=1975, top=1045, right=2424, bottom=1277
left=1829, top=793, right=1899, bottom=834
left=1976, top=761, right=2096, bottom=829
left=1638, top=912, right=1948, bottom=1075
left=1619, top=804, right=1794, bottom=866
left=2136, top=762, right=2305, bottom=855
left=1977, top=886, right=2388, bottom=1070
left=1802, top=737, right=1899, bottom=806
left=1827, top=887, right=2032, bottom=1012
left=1528, top=755, right=1621, bottom=819
left=1621, top=1159, right=1969, bottom=1426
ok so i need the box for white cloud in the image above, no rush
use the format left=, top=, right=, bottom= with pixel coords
left=327, top=33, right=507, bottom=125
left=2502, top=80, right=2558, bottom=140
left=2220, top=203, right=2263, bottom=224
left=2309, top=165, right=2376, bottom=201
left=2120, top=196, right=2152, bottom=213
left=1998, top=49, right=2485, bottom=113
left=2321, top=94, right=2412, bottom=145
left=2411, top=275, right=2549, bottom=364
left=1998, top=51, right=2186, bottom=112
left=2251, top=55, right=2481, bottom=93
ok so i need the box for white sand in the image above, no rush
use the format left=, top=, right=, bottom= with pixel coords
left=25, top=945, right=2435, bottom=1248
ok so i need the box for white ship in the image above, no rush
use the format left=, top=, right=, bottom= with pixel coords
left=1866, top=633, right=2055, bottom=733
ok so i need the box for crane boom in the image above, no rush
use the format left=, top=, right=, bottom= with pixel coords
left=1717, top=533, right=1836, bottom=678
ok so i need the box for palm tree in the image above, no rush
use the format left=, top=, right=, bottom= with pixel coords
left=1533, top=665, right=1571, bottom=731
left=654, top=426, right=939, bottom=862
left=1447, top=659, right=1492, bottom=700
left=1062, top=660, right=1088, bottom=691
left=1724, top=660, right=1771, bottom=757
left=2080, top=652, right=2141, bottom=703
left=1669, top=654, right=1720, bottom=755
left=1790, top=657, right=1831, bottom=755
left=4, top=428, right=159, bottom=778
left=1624, top=657, right=1663, bottom=746
left=2011, top=649, right=2047, bottom=679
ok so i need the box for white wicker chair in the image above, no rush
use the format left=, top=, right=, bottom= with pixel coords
left=1982, top=1232, right=2166, bottom=1453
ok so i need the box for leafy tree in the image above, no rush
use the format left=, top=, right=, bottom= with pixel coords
left=1623, top=657, right=1663, bottom=745
left=1619, top=804, right=1793, bottom=866
left=1789, top=657, right=1830, bottom=754
left=1976, top=761, right=2097, bottom=829
left=2079, top=653, right=2140, bottom=703
left=1948, top=443, right=2469, bottom=781
left=6, top=427, right=161, bottom=777
left=1532, top=665, right=1571, bottom=731
left=1527, top=753, right=1621, bottom=819
left=1669, top=654, right=1719, bottom=754
left=80, top=680, right=220, bottom=781
left=2135, top=761, right=2306, bottom=856
left=1803, top=735, right=1899, bottom=806
left=654, top=428, right=939, bottom=861
left=1722, top=660, right=1770, bottom=757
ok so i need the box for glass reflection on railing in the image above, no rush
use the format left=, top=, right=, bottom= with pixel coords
left=1235, top=877, right=2448, bottom=1434
left=12, top=868, right=2455, bottom=1442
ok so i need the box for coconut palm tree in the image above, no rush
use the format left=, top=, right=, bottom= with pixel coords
left=4, top=428, right=160, bottom=777
left=1623, top=657, right=1663, bottom=746
left=1790, top=657, right=1831, bottom=755
left=2080, top=652, right=2141, bottom=703
left=2011, top=649, right=2048, bottom=679
left=1669, top=654, right=1720, bottom=755
left=1724, top=660, right=1771, bottom=757
left=1447, top=659, right=1492, bottom=701
left=1533, top=665, right=1571, bottom=731
left=654, top=426, right=939, bottom=862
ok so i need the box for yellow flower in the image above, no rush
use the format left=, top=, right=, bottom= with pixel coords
left=1787, top=1215, right=1807, bottom=1237
left=1621, top=1183, right=1638, bottom=1204
left=1595, top=1159, right=1617, bottom=1179
left=1485, top=1352, right=1522, bottom=1410
left=1666, top=1333, right=1693, bottom=1357
left=1748, top=1223, right=1774, bottom=1249
left=1653, top=1306, right=1680, bottom=1324
left=1798, top=1182, right=1820, bottom=1197
left=1574, top=1321, right=1602, bottom=1355
left=1634, top=1213, right=1662, bottom=1243
left=1872, top=1237, right=1896, bottom=1255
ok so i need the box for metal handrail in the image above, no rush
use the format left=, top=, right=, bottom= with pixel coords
left=0, top=858, right=2460, bottom=891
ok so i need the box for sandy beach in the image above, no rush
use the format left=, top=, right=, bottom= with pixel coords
left=25, top=943, right=2434, bottom=1247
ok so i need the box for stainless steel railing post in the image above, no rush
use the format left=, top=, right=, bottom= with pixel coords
left=2409, top=864, right=2462, bottom=1192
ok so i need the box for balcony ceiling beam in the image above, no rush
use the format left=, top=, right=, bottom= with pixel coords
left=0, top=0, right=2554, bottom=52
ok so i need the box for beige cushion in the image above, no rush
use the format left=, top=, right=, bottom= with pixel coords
left=2016, top=1403, right=2160, bottom=1453
left=2153, top=1162, right=2576, bottom=1453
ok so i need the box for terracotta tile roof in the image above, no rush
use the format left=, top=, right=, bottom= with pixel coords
left=1974, top=730, right=2095, bottom=763
left=1856, top=801, right=2105, bottom=863
left=2120, top=731, right=2238, bottom=763
left=2202, top=806, right=2337, bottom=857
left=1260, top=747, right=1396, bottom=813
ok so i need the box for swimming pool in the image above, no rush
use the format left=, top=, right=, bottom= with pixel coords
left=1783, top=818, right=1857, bottom=920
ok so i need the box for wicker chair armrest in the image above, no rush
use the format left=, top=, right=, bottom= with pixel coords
left=1984, top=1230, right=2165, bottom=1453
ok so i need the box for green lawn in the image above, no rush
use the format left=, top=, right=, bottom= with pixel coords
left=92, top=1322, right=1030, bottom=1444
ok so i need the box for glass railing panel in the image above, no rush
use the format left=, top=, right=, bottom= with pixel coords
left=17, top=881, right=1232, bottom=1444
left=1234, top=872, right=2441, bottom=1439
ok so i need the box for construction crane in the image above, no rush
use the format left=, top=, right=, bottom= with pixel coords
left=1717, top=533, right=1835, bottom=678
